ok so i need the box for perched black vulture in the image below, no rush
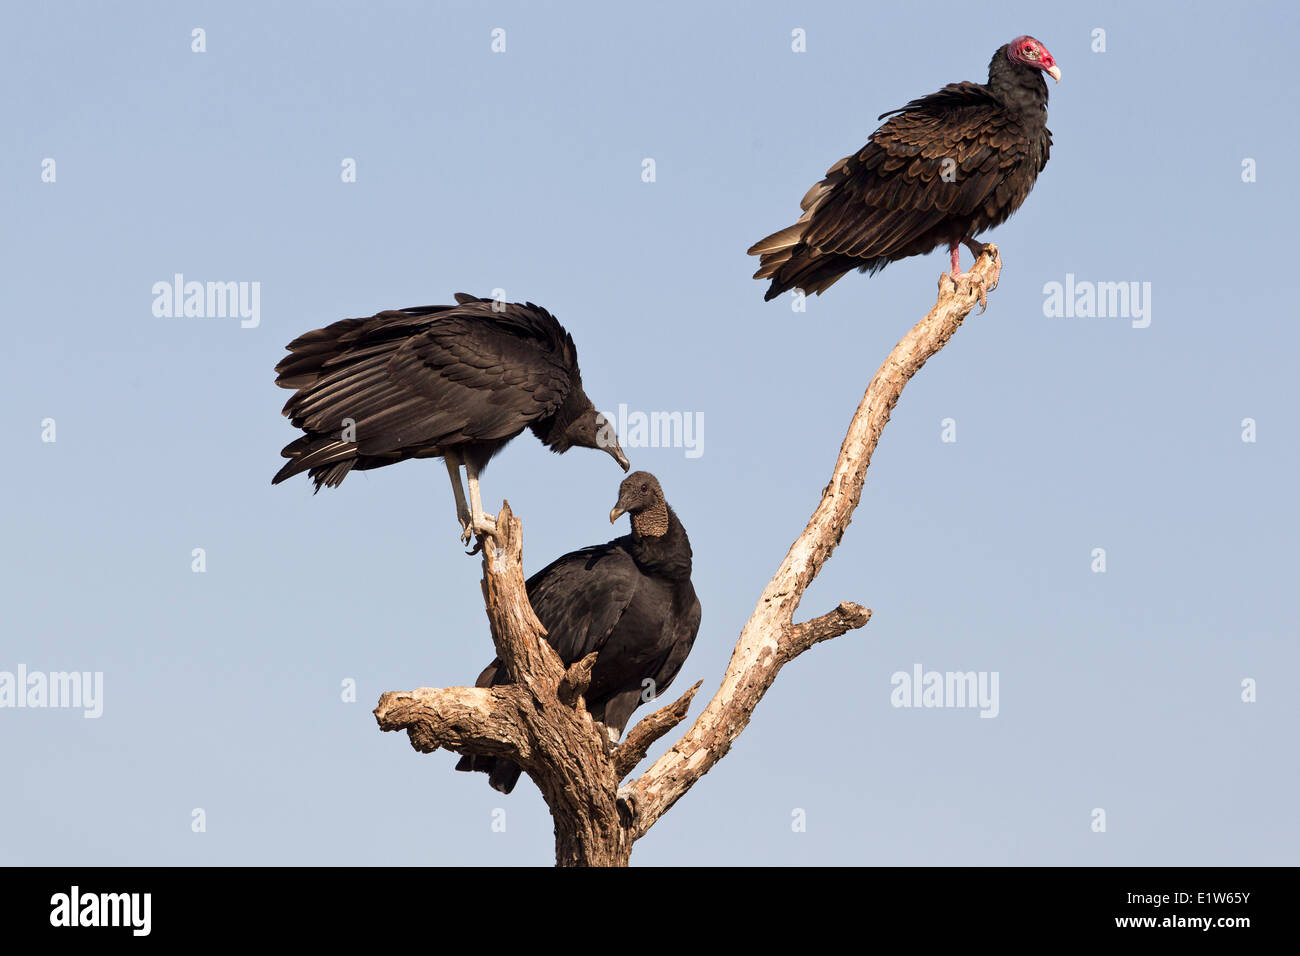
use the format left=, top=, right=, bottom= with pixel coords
left=748, top=36, right=1059, bottom=300
left=272, top=294, right=629, bottom=543
left=457, top=471, right=701, bottom=794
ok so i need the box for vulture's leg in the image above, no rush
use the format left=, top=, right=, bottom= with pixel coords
left=444, top=454, right=473, bottom=543
left=464, top=461, right=498, bottom=543
left=948, top=239, right=963, bottom=278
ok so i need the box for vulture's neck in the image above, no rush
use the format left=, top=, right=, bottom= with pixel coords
left=535, top=387, right=591, bottom=451
left=629, top=505, right=692, bottom=581
left=987, top=49, right=1049, bottom=118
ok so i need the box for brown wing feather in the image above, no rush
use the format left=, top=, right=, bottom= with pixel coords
left=748, top=80, right=1046, bottom=300
left=272, top=300, right=577, bottom=488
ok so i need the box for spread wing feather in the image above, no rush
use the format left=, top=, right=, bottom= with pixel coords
left=272, top=298, right=578, bottom=487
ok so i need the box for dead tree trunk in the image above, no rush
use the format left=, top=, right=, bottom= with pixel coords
left=374, top=249, right=1001, bottom=865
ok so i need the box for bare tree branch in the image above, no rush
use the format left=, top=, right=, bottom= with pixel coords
left=783, top=602, right=874, bottom=662
left=374, top=685, right=527, bottom=757
left=376, top=502, right=631, bottom=865
left=557, top=651, right=600, bottom=708
left=374, top=248, right=1001, bottom=865
left=621, top=247, right=1000, bottom=839
left=612, top=681, right=703, bottom=780
left=477, top=503, right=565, bottom=691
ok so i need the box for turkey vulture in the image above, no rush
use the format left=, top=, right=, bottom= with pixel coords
left=456, top=471, right=701, bottom=794
left=748, top=35, right=1059, bottom=300
left=272, top=294, right=629, bottom=543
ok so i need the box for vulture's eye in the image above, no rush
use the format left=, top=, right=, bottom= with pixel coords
left=640, top=483, right=648, bottom=492
left=1023, top=45, right=1036, bottom=55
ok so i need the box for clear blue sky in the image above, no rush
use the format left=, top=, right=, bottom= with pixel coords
left=2, top=0, right=1296, bottom=866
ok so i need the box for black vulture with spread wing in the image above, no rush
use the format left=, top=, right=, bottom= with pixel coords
left=272, top=294, right=628, bottom=543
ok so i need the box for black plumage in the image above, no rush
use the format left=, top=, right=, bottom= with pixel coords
left=457, top=472, right=701, bottom=794
left=272, top=294, right=629, bottom=541
left=749, top=36, right=1060, bottom=300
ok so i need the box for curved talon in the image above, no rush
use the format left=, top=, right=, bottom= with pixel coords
left=943, top=268, right=992, bottom=313
left=463, top=513, right=499, bottom=556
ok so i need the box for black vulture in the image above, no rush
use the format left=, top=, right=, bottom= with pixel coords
left=457, top=471, right=701, bottom=794
left=748, top=36, right=1059, bottom=300
left=272, top=294, right=629, bottom=543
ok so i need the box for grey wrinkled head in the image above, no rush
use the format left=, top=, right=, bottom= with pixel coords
left=609, top=471, right=668, bottom=536
left=563, top=406, right=629, bottom=472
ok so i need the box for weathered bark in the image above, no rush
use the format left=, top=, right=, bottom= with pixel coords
left=374, top=504, right=629, bottom=866
left=375, top=248, right=1001, bottom=865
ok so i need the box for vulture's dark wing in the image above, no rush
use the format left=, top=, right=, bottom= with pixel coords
left=649, top=588, right=702, bottom=698
left=798, top=82, right=1034, bottom=261
left=525, top=543, right=640, bottom=666
left=875, top=80, right=1003, bottom=120
left=274, top=298, right=575, bottom=466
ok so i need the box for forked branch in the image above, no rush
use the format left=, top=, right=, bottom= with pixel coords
left=375, top=248, right=1002, bottom=864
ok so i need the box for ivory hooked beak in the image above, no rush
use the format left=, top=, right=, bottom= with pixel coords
left=1046, top=64, right=1062, bottom=83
